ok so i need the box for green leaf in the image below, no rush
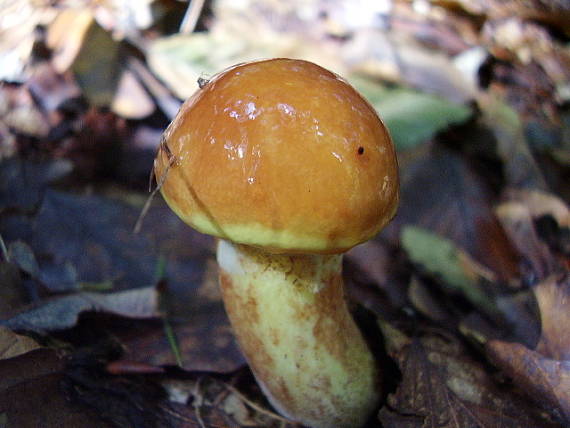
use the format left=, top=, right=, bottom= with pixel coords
left=72, top=21, right=122, bottom=107
left=401, top=226, right=494, bottom=312
left=350, top=77, right=472, bottom=150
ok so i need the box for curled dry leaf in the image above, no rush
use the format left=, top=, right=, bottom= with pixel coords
left=496, top=201, right=560, bottom=281
left=535, top=274, right=570, bottom=361
left=496, top=188, right=569, bottom=281
left=380, top=334, right=559, bottom=427
left=485, top=274, right=570, bottom=424
left=487, top=339, right=570, bottom=424
left=507, top=189, right=569, bottom=228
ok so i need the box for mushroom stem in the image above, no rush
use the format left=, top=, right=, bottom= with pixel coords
left=217, top=239, right=380, bottom=428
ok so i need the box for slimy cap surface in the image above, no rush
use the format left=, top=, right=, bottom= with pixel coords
left=154, top=58, right=399, bottom=254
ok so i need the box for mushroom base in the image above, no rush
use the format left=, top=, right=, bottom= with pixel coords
left=217, top=240, right=380, bottom=428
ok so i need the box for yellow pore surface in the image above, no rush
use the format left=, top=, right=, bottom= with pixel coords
left=155, top=58, right=399, bottom=254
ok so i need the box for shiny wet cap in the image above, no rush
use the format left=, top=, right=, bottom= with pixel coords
left=154, top=58, right=399, bottom=254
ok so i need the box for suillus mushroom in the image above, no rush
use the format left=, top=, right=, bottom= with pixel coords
left=154, top=58, right=399, bottom=428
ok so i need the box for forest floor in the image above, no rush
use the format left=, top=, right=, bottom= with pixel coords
left=0, top=1, right=569, bottom=427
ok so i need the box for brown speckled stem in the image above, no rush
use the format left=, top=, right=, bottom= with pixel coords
left=217, top=239, right=380, bottom=428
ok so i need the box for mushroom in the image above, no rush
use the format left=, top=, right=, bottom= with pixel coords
left=154, top=58, right=399, bottom=428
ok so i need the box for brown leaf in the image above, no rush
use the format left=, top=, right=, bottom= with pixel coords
left=487, top=339, right=570, bottom=424
left=0, top=348, right=63, bottom=391
left=508, top=189, right=569, bottom=228
left=448, top=0, right=570, bottom=35
left=380, top=333, right=561, bottom=427
left=47, top=8, right=94, bottom=72
left=496, top=189, right=568, bottom=282
left=407, top=276, right=451, bottom=322
left=116, top=310, right=244, bottom=373
left=0, top=348, right=107, bottom=428
left=380, top=339, right=482, bottom=428
left=535, top=274, right=570, bottom=361
left=346, top=239, right=409, bottom=313
left=496, top=201, right=560, bottom=281
left=0, top=327, right=41, bottom=360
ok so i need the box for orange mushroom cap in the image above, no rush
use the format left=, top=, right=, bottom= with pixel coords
left=154, top=58, right=398, bottom=254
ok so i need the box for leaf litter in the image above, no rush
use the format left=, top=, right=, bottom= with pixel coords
left=1, top=0, right=569, bottom=427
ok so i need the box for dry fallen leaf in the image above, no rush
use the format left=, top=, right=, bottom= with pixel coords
left=535, top=274, right=570, bottom=361
left=497, top=201, right=560, bottom=282
left=380, top=334, right=559, bottom=427
left=47, top=8, right=94, bottom=72
left=487, top=339, right=570, bottom=424
left=1, top=286, right=160, bottom=334
left=496, top=188, right=568, bottom=282
left=0, top=327, right=41, bottom=360
left=0, top=348, right=109, bottom=427
left=111, top=69, right=155, bottom=119
left=0, top=1, right=57, bottom=81
left=484, top=274, right=570, bottom=424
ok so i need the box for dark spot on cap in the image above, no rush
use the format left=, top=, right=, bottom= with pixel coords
left=357, top=146, right=364, bottom=155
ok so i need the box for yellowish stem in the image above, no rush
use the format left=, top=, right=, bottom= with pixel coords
left=217, top=240, right=380, bottom=428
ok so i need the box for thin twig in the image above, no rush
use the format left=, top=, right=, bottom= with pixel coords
left=0, top=234, right=9, bottom=262
left=133, top=181, right=160, bottom=234
left=159, top=404, right=225, bottom=428
left=224, top=384, right=293, bottom=424
left=193, top=376, right=207, bottom=428
left=180, top=0, right=207, bottom=34
left=128, top=58, right=182, bottom=120
left=133, top=141, right=177, bottom=234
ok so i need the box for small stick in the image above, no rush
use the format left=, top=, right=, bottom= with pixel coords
left=180, top=0, right=206, bottom=34
left=193, top=376, right=207, bottom=428
left=0, top=234, right=9, bottom=262
left=133, top=141, right=177, bottom=234
left=223, top=384, right=293, bottom=424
